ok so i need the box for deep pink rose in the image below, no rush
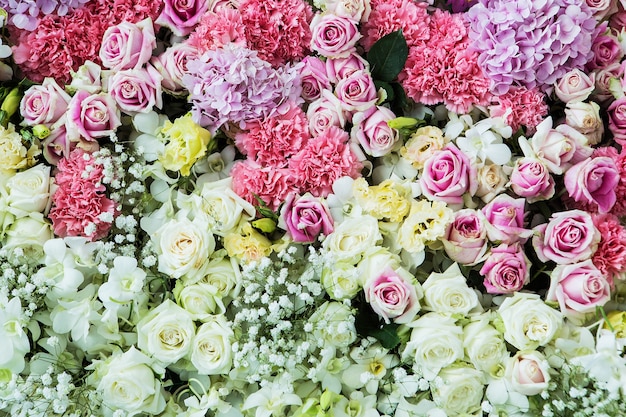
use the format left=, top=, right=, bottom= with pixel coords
left=325, top=53, right=368, bottom=84
left=608, top=96, right=626, bottom=146
left=609, top=10, right=626, bottom=31
left=482, top=194, right=532, bottom=244
left=364, top=267, right=420, bottom=324
left=334, top=69, right=377, bottom=113
left=510, top=157, right=555, bottom=203
left=280, top=192, right=334, bottom=243
left=299, top=56, right=331, bottom=102
left=592, top=62, right=623, bottom=103
left=65, top=90, right=122, bottom=142
left=151, top=42, right=199, bottom=95
left=547, top=259, right=611, bottom=319
left=99, top=18, right=156, bottom=72
left=480, top=243, right=530, bottom=294
left=442, top=209, right=488, bottom=265
left=533, top=210, right=600, bottom=264
left=351, top=105, right=399, bottom=157
left=554, top=69, right=595, bottom=104
left=306, top=90, right=347, bottom=137
left=156, top=0, right=210, bottom=36
left=564, top=156, right=619, bottom=214
left=108, top=65, right=163, bottom=114
left=20, top=78, right=71, bottom=126
left=587, top=32, right=623, bottom=71
left=420, top=143, right=476, bottom=205
left=310, top=13, right=361, bottom=58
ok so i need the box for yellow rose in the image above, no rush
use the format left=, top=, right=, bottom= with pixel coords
left=400, top=126, right=447, bottom=169
left=0, top=124, right=39, bottom=173
left=223, top=222, right=272, bottom=263
left=398, top=200, right=453, bottom=253
left=159, top=114, right=212, bottom=176
left=605, top=311, right=626, bottom=339
left=353, top=178, right=411, bottom=223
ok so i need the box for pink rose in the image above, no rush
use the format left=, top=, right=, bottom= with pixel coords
left=65, top=90, right=122, bottom=142
left=156, top=0, right=210, bottom=36
left=506, top=351, right=551, bottom=396
left=309, top=13, right=361, bottom=58
left=325, top=52, right=368, bottom=84
left=299, top=56, right=331, bottom=102
left=587, top=32, right=623, bottom=71
left=325, top=0, right=371, bottom=22
left=279, top=192, right=334, bottom=243
left=529, top=118, right=591, bottom=175
left=151, top=42, right=199, bottom=95
left=350, top=105, right=399, bottom=157
left=442, top=209, right=488, bottom=265
left=547, top=260, right=610, bottom=319
left=554, top=69, right=595, bottom=103
left=20, top=78, right=71, bottom=126
left=509, top=157, right=555, bottom=203
left=108, top=65, right=163, bottom=114
left=608, top=96, right=626, bottom=146
left=480, top=243, right=530, bottom=294
left=307, top=90, right=347, bottom=137
left=420, top=143, right=476, bottom=206
left=482, top=194, right=532, bottom=244
left=42, top=125, right=73, bottom=166
left=564, top=101, right=605, bottom=146
left=592, top=62, right=623, bottom=103
left=99, top=18, right=156, bottom=72
left=334, top=69, right=378, bottom=113
left=609, top=10, right=626, bottom=31
left=533, top=210, right=600, bottom=264
left=586, top=0, right=619, bottom=20
left=364, top=267, right=420, bottom=324
left=564, top=156, right=619, bottom=214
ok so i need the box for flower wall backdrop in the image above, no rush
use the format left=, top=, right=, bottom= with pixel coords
left=0, top=0, right=626, bottom=416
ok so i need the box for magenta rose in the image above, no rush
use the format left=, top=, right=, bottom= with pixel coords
left=310, top=13, right=361, bottom=58
left=306, top=90, right=346, bottom=137
left=20, top=78, right=71, bottom=126
left=99, top=18, right=156, bottom=72
left=482, top=194, right=533, bottom=244
left=554, top=69, right=595, bottom=103
left=151, top=42, right=199, bottom=95
left=510, top=157, right=555, bottom=203
left=299, top=56, right=332, bottom=102
left=156, top=0, right=210, bottom=36
left=65, top=90, right=122, bottom=143
left=108, top=65, right=163, bottom=115
left=608, top=96, right=626, bottom=146
left=325, top=52, right=368, bottom=84
left=420, top=143, right=476, bottom=205
left=279, top=192, right=334, bottom=243
left=442, top=209, right=488, bottom=265
left=480, top=243, right=530, bottom=294
left=587, top=32, right=623, bottom=71
left=351, top=105, right=399, bottom=157
left=547, top=259, right=611, bottom=319
left=334, top=69, right=378, bottom=113
left=533, top=210, right=600, bottom=264
left=363, top=267, right=420, bottom=324
left=564, top=156, right=619, bottom=214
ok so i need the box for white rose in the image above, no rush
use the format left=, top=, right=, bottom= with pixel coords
left=322, top=215, right=382, bottom=264
left=137, top=300, right=196, bottom=365
left=96, top=346, right=166, bottom=416
left=432, top=365, right=484, bottom=416
left=324, top=0, right=371, bottom=22
left=198, top=254, right=241, bottom=301
left=309, top=301, right=357, bottom=349
left=174, top=281, right=224, bottom=320
left=321, top=261, right=361, bottom=300
left=190, top=315, right=234, bottom=375
left=422, top=263, right=479, bottom=315
left=475, top=163, right=509, bottom=203
left=357, top=247, right=402, bottom=285
left=463, top=315, right=509, bottom=376
left=506, top=350, right=551, bottom=396
left=3, top=213, right=53, bottom=260
left=564, top=101, right=604, bottom=145
left=402, top=312, right=464, bottom=380
left=498, top=293, right=563, bottom=351
left=5, top=164, right=50, bottom=217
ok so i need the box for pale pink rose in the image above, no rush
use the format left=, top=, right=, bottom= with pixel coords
left=42, top=125, right=73, bottom=166
left=307, top=90, right=347, bottom=137
left=364, top=267, right=420, bottom=324
left=509, top=157, right=555, bottom=203
left=507, top=351, right=551, bottom=396
left=587, top=32, right=623, bottom=71
left=325, top=52, right=368, bottom=84
left=564, top=156, right=619, bottom=214
left=608, top=97, right=626, bottom=146
left=586, top=0, right=619, bottom=20
left=299, top=56, right=331, bottom=102
left=324, top=0, right=371, bottom=22
left=334, top=69, right=377, bottom=113
left=69, top=61, right=103, bottom=94
left=554, top=69, right=595, bottom=103
left=592, top=62, right=623, bottom=103
left=533, top=210, right=600, bottom=264
left=108, top=65, right=163, bottom=114
left=482, top=194, right=532, bottom=244
left=547, top=259, right=610, bottom=319
left=480, top=243, right=530, bottom=294
left=564, top=101, right=604, bottom=145
left=351, top=105, right=399, bottom=157
left=65, top=90, right=122, bottom=142
left=151, top=42, right=199, bottom=95
left=99, top=18, right=156, bottom=72
left=529, top=118, right=592, bottom=175
left=310, top=13, right=361, bottom=58
left=156, top=0, right=210, bottom=36
left=279, top=192, right=334, bottom=243
left=20, top=78, right=71, bottom=126
left=442, top=209, right=488, bottom=265
left=420, top=143, right=476, bottom=206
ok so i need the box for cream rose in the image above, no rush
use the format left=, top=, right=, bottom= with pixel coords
left=506, top=350, right=551, bottom=396
left=190, top=315, right=234, bottom=375
left=422, top=263, right=479, bottom=315
left=463, top=315, right=509, bottom=376
left=173, top=281, right=224, bottom=320
left=5, top=164, right=50, bottom=217
left=308, top=301, right=357, bottom=349
left=322, top=215, right=382, bottom=264
left=321, top=261, right=361, bottom=300
left=199, top=254, right=241, bottom=301
left=475, top=163, right=509, bottom=203
left=432, top=365, right=484, bottom=416
left=3, top=213, right=53, bottom=260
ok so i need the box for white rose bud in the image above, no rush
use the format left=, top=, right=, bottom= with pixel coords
left=422, top=263, right=479, bottom=315
left=190, top=315, right=234, bottom=375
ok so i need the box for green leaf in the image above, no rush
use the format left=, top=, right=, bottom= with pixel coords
left=369, top=323, right=401, bottom=349
left=367, top=30, right=408, bottom=82
left=374, top=80, right=394, bottom=102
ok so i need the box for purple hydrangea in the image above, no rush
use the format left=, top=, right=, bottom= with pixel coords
left=0, top=0, right=89, bottom=30
left=182, top=44, right=303, bottom=133
left=467, top=0, right=597, bottom=95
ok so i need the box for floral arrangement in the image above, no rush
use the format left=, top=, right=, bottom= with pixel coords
left=1, top=0, right=626, bottom=416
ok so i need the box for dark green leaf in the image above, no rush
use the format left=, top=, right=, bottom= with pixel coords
left=369, top=323, right=401, bottom=349
left=367, top=30, right=408, bottom=82
left=374, top=80, right=394, bottom=102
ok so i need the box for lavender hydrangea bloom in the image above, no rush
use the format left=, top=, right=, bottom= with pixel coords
left=0, top=0, right=89, bottom=30
left=183, top=44, right=303, bottom=132
left=467, top=0, right=596, bottom=95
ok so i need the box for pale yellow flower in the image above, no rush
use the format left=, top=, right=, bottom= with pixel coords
left=0, top=124, right=39, bottom=173
left=400, top=126, right=448, bottom=169
left=223, top=222, right=272, bottom=263
left=352, top=177, right=411, bottom=223
left=398, top=200, right=453, bottom=253
left=159, top=113, right=212, bottom=176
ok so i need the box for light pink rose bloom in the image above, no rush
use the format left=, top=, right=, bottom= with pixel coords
left=533, top=210, right=600, bottom=264
left=592, top=62, right=623, bottom=103
left=364, top=267, right=420, bottom=324
left=325, top=52, right=368, bottom=84
left=547, top=259, right=610, bottom=319
left=482, top=194, right=532, bottom=244
left=509, top=157, right=555, bottom=203
left=68, top=61, right=103, bottom=94
left=420, top=143, right=476, bottom=206
left=586, top=0, right=619, bottom=20
left=564, top=101, right=604, bottom=146
left=20, top=78, right=71, bottom=126
left=480, top=243, right=530, bottom=294
left=108, top=64, right=163, bottom=114
left=156, top=0, right=210, bottom=36
left=564, top=156, right=619, bottom=214
left=307, top=90, right=347, bottom=137
left=324, top=0, right=371, bottom=22
left=351, top=105, right=399, bottom=157
left=506, top=351, right=551, bottom=396
left=299, top=56, right=331, bottom=102
left=442, top=209, right=488, bottom=265
left=42, top=125, right=73, bottom=166
left=334, top=69, right=377, bottom=113
left=554, top=69, right=595, bottom=103
left=608, top=96, right=626, bottom=146
left=151, top=42, right=199, bottom=95
left=99, top=18, right=156, bottom=72
left=279, top=192, right=334, bottom=243
left=65, top=90, right=122, bottom=142
left=310, top=13, right=361, bottom=58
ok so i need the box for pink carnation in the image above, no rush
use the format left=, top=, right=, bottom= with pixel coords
left=360, top=0, right=430, bottom=50
left=289, top=126, right=363, bottom=197
left=230, top=160, right=299, bottom=211
left=489, top=86, right=549, bottom=134
left=188, top=8, right=247, bottom=54
left=87, top=0, right=163, bottom=26
left=592, top=213, right=626, bottom=285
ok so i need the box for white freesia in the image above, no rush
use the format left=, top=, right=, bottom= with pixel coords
left=463, top=314, right=509, bottom=378
left=485, top=379, right=530, bottom=417
left=431, top=365, right=485, bottom=416
left=341, top=340, right=399, bottom=394
left=98, top=256, right=147, bottom=311
left=132, top=110, right=168, bottom=162
left=422, top=263, right=480, bottom=315
left=334, top=391, right=380, bottom=417
left=242, top=383, right=301, bottom=417
left=310, top=347, right=351, bottom=393
left=455, top=117, right=512, bottom=165
left=0, top=297, right=30, bottom=373
left=326, top=176, right=361, bottom=223
left=505, top=350, right=551, bottom=396
left=35, top=238, right=84, bottom=301
left=195, top=145, right=237, bottom=182
left=309, top=301, right=357, bottom=349
left=191, top=315, right=234, bottom=375
left=322, top=215, right=382, bottom=264
left=5, top=164, right=50, bottom=217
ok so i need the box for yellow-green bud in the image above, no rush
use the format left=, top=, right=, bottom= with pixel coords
left=0, top=368, right=12, bottom=383
left=32, top=124, right=50, bottom=139
left=252, top=218, right=276, bottom=234
left=387, top=117, right=419, bottom=130
left=0, top=87, right=21, bottom=119
left=320, top=390, right=340, bottom=412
